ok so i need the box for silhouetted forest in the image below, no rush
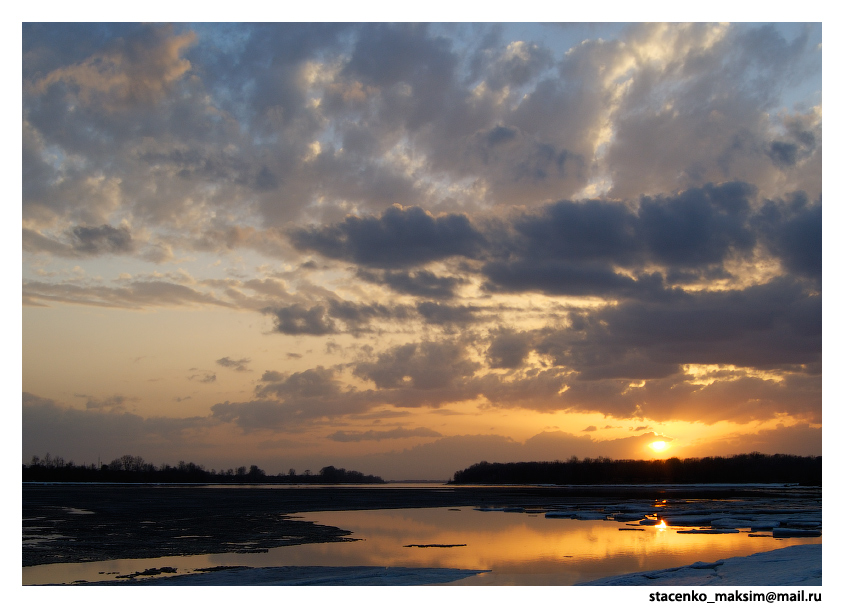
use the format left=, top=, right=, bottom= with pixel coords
left=450, top=453, right=821, bottom=486
left=22, top=454, right=384, bottom=484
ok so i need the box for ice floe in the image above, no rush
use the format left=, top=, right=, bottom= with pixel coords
left=773, top=528, right=822, bottom=538
left=612, top=513, right=649, bottom=521
left=545, top=511, right=607, bottom=520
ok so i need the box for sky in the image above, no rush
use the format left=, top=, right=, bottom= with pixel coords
left=20, top=21, right=823, bottom=480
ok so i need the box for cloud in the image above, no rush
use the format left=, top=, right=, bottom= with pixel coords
left=264, top=299, right=411, bottom=335
left=23, top=224, right=136, bottom=257
left=216, top=356, right=252, bottom=372
left=486, top=327, right=534, bottom=369
left=22, top=393, right=213, bottom=463
left=188, top=371, right=217, bottom=384
left=757, top=192, right=822, bottom=280
left=415, top=301, right=480, bottom=326
left=23, top=280, right=236, bottom=310
left=357, top=269, right=465, bottom=299
left=327, top=427, right=443, bottom=442
left=21, top=24, right=822, bottom=476
left=264, top=303, right=337, bottom=335
left=210, top=389, right=378, bottom=431
left=83, top=394, right=132, bottom=411
left=27, top=24, right=196, bottom=112
left=289, top=204, right=485, bottom=269
left=353, top=340, right=479, bottom=392
left=255, top=367, right=340, bottom=399
left=567, top=277, right=821, bottom=373
left=70, top=224, right=134, bottom=255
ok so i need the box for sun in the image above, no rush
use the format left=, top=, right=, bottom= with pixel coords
left=650, top=441, right=668, bottom=452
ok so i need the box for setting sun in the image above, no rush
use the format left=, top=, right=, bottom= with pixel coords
left=650, top=441, right=668, bottom=452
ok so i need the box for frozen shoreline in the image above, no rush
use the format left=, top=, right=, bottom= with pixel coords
left=579, top=544, right=821, bottom=586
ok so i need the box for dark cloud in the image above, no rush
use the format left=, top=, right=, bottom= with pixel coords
left=211, top=374, right=380, bottom=431
left=264, top=299, right=411, bottom=335
left=354, top=340, right=479, bottom=392
left=510, top=199, right=638, bottom=263
left=767, top=141, right=799, bottom=167
left=482, top=260, right=669, bottom=299
left=77, top=394, right=132, bottom=411
left=415, top=301, right=480, bottom=326
left=486, top=328, right=534, bottom=369
left=757, top=193, right=822, bottom=279
left=22, top=393, right=212, bottom=463
left=586, top=278, right=820, bottom=372
left=287, top=181, right=813, bottom=304
left=326, top=299, right=412, bottom=331
left=289, top=205, right=485, bottom=269
left=357, top=269, right=465, bottom=299
left=265, top=304, right=336, bottom=335
left=481, top=182, right=761, bottom=296
left=216, top=357, right=252, bottom=372
left=637, top=182, right=756, bottom=267
left=255, top=367, right=340, bottom=400
left=70, top=224, right=134, bottom=255
left=327, top=427, right=443, bottom=442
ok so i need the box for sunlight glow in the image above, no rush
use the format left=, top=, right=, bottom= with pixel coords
left=650, top=441, right=668, bottom=452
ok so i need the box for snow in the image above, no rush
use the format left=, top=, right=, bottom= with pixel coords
left=579, top=544, right=821, bottom=586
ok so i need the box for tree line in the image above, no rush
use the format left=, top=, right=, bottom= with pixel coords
left=450, top=453, right=821, bottom=486
left=22, top=453, right=384, bottom=484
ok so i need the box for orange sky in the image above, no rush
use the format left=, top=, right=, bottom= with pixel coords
left=22, top=22, right=822, bottom=480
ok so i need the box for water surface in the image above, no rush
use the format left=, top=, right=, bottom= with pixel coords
left=23, top=505, right=821, bottom=585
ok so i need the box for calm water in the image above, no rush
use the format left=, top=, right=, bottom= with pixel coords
left=23, top=505, right=821, bottom=585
